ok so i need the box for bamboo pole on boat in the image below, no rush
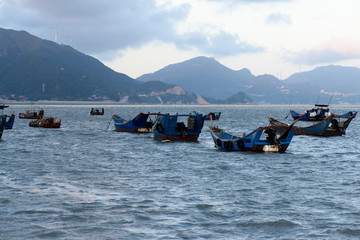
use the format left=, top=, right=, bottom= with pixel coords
left=106, top=117, right=112, bottom=131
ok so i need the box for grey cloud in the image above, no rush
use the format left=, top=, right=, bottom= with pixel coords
left=206, top=0, right=293, bottom=9
left=201, top=31, right=264, bottom=57
left=175, top=31, right=264, bottom=57
left=266, top=12, right=292, bottom=25
left=0, top=0, right=187, bottom=54
left=0, top=0, right=263, bottom=58
left=289, top=48, right=360, bottom=65
left=208, top=0, right=292, bottom=2
left=177, top=32, right=209, bottom=50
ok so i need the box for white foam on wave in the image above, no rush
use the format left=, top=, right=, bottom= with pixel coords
left=1, top=174, right=124, bottom=204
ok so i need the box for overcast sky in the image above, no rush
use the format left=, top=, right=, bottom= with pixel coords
left=1, top=0, right=360, bottom=79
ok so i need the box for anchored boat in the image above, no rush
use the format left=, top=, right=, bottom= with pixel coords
left=290, top=104, right=331, bottom=121
left=0, top=115, right=5, bottom=139
left=153, top=112, right=204, bottom=141
left=289, top=96, right=334, bottom=121
left=112, top=112, right=160, bottom=133
left=0, top=105, right=15, bottom=129
left=270, top=111, right=357, bottom=137
left=203, top=112, right=221, bottom=121
left=19, top=107, right=44, bottom=119
left=29, top=117, right=61, bottom=128
left=209, top=117, right=296, bottom=152
left=90, top=108, right=104, bottom=115
left=5, top=113, right=15, bottom=129
left=1, top=104, right=12, bottom=138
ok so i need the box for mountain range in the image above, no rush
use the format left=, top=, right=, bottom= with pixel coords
left=1, top=27, right=360, bottom=104
left=138, top=57, right=360, bottom=104
left=0, top=28, right=209, bottom=104
left=138, top=57, right=255, bottom=100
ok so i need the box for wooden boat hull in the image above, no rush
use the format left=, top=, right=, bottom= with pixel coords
left=114, top=127, right=153, bottom=133
left=112, top=113, right=157, bottom=133
left=153, top=134, right=199, bottom=142
left=209, top=125, right=295, bottom=153
left=270, top=111, right=357, bottom=137
left=29, top=117, right=61, bottom=128
left=19, top=109, right=44, bottom=119
left=153, top=113, right=204, bottom=142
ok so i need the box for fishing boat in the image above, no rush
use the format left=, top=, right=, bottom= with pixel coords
left=0, top=115, right=5, bottom=139
left=0, top=106, right=6, bottom=139
left=5, top=114, right=15, bottom=129
left=153, top=112, right=204, bottom=141
left=209, top=120, right=295, bottom=152
left=90, top=108, right=104, bottom=115
left=29, top=117, right=61, bottom=128
left=203, top=112, right=221, bottom=120
left=19, top=108, right=44, bottom=119
left=112, top=112, right=160, bottom=133
left=0, top=104, right=15, bottom=129
left=269, top=111, right=357, bottom=137
left=290, top=104, right=331, bottom=121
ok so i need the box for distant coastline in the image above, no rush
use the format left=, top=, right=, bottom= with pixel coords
left=2, top=100, right=359, bottom=108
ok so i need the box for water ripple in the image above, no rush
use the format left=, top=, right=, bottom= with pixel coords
left=1, top=105, right=360, bottom=239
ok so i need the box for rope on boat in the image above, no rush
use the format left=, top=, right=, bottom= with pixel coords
left=284, top=111, right=290, bottom=120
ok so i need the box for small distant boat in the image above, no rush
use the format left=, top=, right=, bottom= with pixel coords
left=287, top=101, right=355, bottom=122
left=290, top=97, right=333, bottom=121
left=90, top=108, right=104, bottom=115
left=29, top=117, right=61, bottom=128
left=203, top=112, right=221, bottom=120
left=112, top=112, right=160, bottom=133
left=290, top=106, right=353, bottom=122
left=270, top=111, right=357, bottom=137
left=209, top=122, right=295, bottom=153
left=19, top=108, right=44, bottom=119
left=153, top=112, right=204, bottom=141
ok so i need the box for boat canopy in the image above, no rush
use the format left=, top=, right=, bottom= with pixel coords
left=314, top=104, right=329, bottom=108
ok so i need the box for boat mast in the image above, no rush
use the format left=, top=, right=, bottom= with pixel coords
left=327, top=95, right=333, bottom=106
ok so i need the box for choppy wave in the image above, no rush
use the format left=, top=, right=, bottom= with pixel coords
left=1, top=105, right=360, bottom=239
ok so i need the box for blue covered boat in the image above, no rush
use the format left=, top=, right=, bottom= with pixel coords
left=0, top=115, right=5, bottom=139
left=270, top=111, right=357, bottom=137
left=5, top=114, right=15, bottom=129
left=203, top=112, right=221, bottom=120
left=209, top=122, right=295, bottom=152
left=290, top=104, right=331, bottom=121
left=112, top=112, right=160, bottom=133
left=0, top=105, right=15, bottom=129
left=0, top=105, right=7, bottom=139
left=153, top=112, right=204, bottom=141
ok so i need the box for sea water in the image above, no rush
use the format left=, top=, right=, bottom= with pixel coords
left=1, top=105, right=360, bottom=239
